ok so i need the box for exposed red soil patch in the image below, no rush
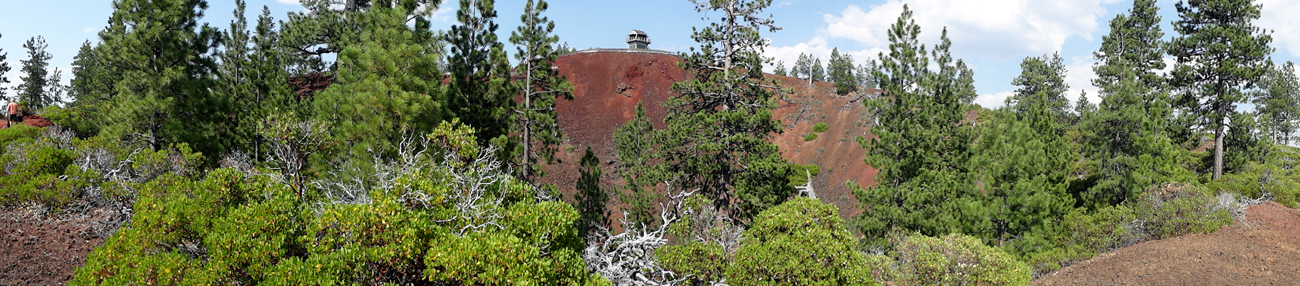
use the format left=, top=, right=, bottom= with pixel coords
left=0, top=204, right=123, bottom=285
left=0, top=114, right=54, bottom=129
left=1034, top=202, right=1300, bottom=286
left=288, top=72, right=335, bottom=99
left=540, top=50, right=878, bottom=221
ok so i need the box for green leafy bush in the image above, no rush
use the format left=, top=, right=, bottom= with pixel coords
left=726, top=197, right=877, bottom=285
left=804, top=133, right=818, bottom=141
left=813, top=122, right=830, bottom=133
left=1009, top=183, right=1233, bottom=275
left=891, top=233, right=1030, bottom=286
left=73, top=121, right=600, bottom=285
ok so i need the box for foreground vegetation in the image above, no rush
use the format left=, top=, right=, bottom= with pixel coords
left=0, top=0, right=1296, bottom=284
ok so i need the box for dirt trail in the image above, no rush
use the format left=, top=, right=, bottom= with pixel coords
left=1034, top=201, right=1300, bottom=286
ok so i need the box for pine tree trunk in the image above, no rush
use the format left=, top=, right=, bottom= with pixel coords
left=1213, top=118, right=1225, bottom=180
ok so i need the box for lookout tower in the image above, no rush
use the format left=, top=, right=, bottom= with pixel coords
left=627, top=30, right=651, bottom=49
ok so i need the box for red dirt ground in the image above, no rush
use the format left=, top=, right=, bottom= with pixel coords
left=539, top=50, right=879, bottom=221
left=1034, top=201, right=1300, bottom=286
left=0, top=114, right=55, bottom=129
left=0, top=204, right=122, bottom=285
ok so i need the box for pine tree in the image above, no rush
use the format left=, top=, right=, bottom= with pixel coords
left=773, top=60, right=787, bottom=76
left=662, top=0, right=792, bottom=222
left=970, top=60, right=1078, bottom=244
left=828, top=47, right=857, bottom=95
left=794, top=52, right=812, bottom=85
left=810, top=57, right=825, bottom=82
left=852, top=5, right=979, bottom=247
left=98, top=0, right=224, bottom=155
left=1008, top=52, right=1069, bottom=122
left=971, top=107, right=1073, bottom=245
left=509, top=0, right=573, bottom=184
left=70, top=41, right=116, bottom=108
left=312, top=5, right=446, bottom=158
left=613, top=102, right=665, bottom=226
left=278, top=0, right=437, bottom=75
left=17, top=36, right=54, bottom=109
left=1168, top=0, right=1274, bottom=179
left=856, top=58, right=880, bottom=90
left=1077, top=0, right=1189, bottom=207
left=1254, top=61, right=1300, bottom=145
left=217, top=1, right=298, bottom=160
left=0, top=33, right=9, bottom=100
left=1073, top=90, right=1095, bottom=125
left=574, top=146, right=609, bottom=240
left=447, top=0, right=516, bottom=150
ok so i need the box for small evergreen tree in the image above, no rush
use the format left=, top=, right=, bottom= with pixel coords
left=810, top=57, right=825, bottom=82
left=312, top=5, right=447, bottom=158
left=794, top=52, right=812, bottom=85
left=828, top=47, right=857, bottom=95
left=1255, top=61, right=1300, bottom=145
left=1073, top=90, right=1095, bottom=125
left=612, top=102, right=664, bottom=227
left=1007, top=52, right=1069, bottom=122
left=856, top=58, right=880, bottom=90
left=773, top=60, right=787, bottom=76
left=574, top=146, right=609, bottom=240
left=852, top=5, right=979, bottom=248
left=1168, top=0, right=1274, bottom=179
left=447, top=0, right=517, bottom=150
left=17, top=36, right=54, bottom=109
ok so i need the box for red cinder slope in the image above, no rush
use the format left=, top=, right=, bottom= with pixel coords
left=540, top=50, right=878, bottom=220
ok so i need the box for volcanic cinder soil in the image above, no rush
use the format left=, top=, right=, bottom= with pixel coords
left=538, top=49, right=879, bottom=221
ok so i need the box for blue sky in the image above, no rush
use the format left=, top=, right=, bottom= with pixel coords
left=3, top=0, right=1298, bottom=108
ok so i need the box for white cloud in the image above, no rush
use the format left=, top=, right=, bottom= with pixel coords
left=975, top=91, right=1014, bottom=108
left=763, top=36, right=886, bottom=73
left=820, top=0, right=1113, bottom=60
left=83, top=27, right=97, bottom=33
left=276, top=0, right=299, bottom=4
left=1258, top=0, right=1300, bottom=57
left=430, top=3, right=455, bottom=22
left=1063, top=56, right=1100, bottom=105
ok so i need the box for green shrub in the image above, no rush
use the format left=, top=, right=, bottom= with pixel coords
left=1008, top=183, right=1233, bottom=276
left=891, top=233, right=1030, bottom=286
left=813, top=122, right=830, bottom=133
left=1206, top=146, right=1300, bottom=208
left=1133, top=184, right=1233, bottom=240
left=41, top=105, right=101, bottom=138
left=0, top=125, right=41, bottom=153
left=726, top=197, right=878, bottom=285
left=804, top=133, right=818, bottom=141
left=74, top=123, right=599, bottom=285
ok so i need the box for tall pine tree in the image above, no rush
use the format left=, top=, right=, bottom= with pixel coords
left=447, top=0, right=516, bottom=150
left=98, top=0, right=224, bottom=155
left=1254, top=61, right=1300, bottom=145
left=312, top=5, right=447, bottom=158
left=1083, top=0, right=1187, bottom=207
left=17, top=36, right=54, bottom=109
left=1007, top=52, right=1069, bottom=122
left=509, top=0, right=573, bottom=184
left=661, top=0, right=792, bottom=222
left=852, top=5, right=979, bottom=248
left=1168, top=0, right=1274, bottom=179
left=0, top=33, right=9, bottom=101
